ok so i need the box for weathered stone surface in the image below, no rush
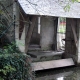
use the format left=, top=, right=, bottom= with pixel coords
left=32, top=58, right=74, bottom=71
left=40, top=16, right=54, bottom=50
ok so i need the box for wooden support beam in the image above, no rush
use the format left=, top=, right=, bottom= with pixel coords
left=25, top=16, right=37, bottom=53
left=19, top=15, right=29, bottom=39
left=19, top=5, right=29, bottom=39
left=71, top=19, right=78, bottom=48
left=19, top=14, right=24, bottom=39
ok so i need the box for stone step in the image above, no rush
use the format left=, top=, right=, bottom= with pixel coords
left=28, top=51, right=64, bottom=58
left=29, top=44, right=41, bottom=48
left=28, top=45, right=41, bottom=51
left=28, top=47, right=41, bottom=51
left=28, top=51, right=64, bottom=62
left=32, top=58, right=75, bottom=71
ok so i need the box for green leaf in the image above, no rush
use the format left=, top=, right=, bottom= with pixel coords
left=0, top=76, right=4, bottom=80
left=64, top=4, right=70, bottom=12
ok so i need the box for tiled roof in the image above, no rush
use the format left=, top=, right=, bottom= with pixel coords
left=18, top=0, right=80, bottom=18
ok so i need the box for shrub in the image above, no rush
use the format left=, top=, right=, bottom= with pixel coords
left=0, top=44, right=33, bottom=80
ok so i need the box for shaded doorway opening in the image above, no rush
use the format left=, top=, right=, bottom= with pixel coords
left=29, top=17, right=41, bottom=50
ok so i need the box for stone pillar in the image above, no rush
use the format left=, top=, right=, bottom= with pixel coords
left=65, top=18, right=77, bottom=63
left=53, top=18, right=58, bottom=50
left=77, top=19, right=80, bottom=63
left=15, top=3, right=27, bottom=52
left=40, top=16, right=55, bottom=50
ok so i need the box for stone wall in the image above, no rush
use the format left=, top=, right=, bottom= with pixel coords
left=15, top=2, right=26, bottom=52
left=40, top=16, right=55, bottom=50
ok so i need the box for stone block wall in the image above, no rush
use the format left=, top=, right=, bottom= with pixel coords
left=65, top=18, right=78, bottom=63
left=40, top=16, right=55, bottom=50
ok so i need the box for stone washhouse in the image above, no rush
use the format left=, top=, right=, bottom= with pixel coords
left=13, top=0, right=80, bottom=71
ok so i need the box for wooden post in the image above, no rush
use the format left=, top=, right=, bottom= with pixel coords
left=25, top=16, right=37, bottom=53
left=19, top=14, right=24, bottom=39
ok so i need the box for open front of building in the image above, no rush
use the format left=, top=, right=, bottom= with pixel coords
left=14, top=0, right=80, bottom=71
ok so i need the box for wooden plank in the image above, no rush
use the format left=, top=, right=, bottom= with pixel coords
left=25, top=16, right=37, bottom=53
left=71, top=19, right=78, bottom=48
left=32, top=58, right=74, bottom=71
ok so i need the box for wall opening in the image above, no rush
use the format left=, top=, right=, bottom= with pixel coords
left=57, top=17, right=66, bottom=51
left=30, top=17, right=41, bottom=45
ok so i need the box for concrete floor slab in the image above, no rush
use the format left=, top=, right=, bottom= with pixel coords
left=32, top=58, right=74, bottom=71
